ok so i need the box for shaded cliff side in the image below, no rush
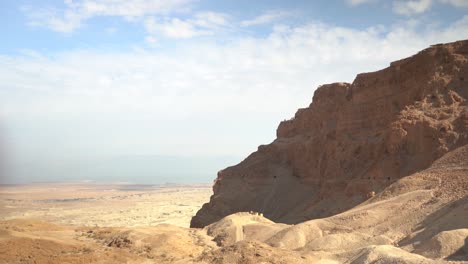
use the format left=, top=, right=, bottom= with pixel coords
left=191, top=40, right=468, bottom=228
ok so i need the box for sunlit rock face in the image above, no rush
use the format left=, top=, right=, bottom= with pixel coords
left=191, top=40, right=468, bottom=228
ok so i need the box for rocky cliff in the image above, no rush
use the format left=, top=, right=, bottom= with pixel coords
left=191, top=40, right=468, bottom=228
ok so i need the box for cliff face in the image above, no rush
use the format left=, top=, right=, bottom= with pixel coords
left=191, top=40, right=468, bottom=228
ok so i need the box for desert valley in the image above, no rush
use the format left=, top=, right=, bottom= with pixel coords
left=0, top=40, right=467, bottom=263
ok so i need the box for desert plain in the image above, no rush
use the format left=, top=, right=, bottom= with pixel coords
left=0, top=183, right=220, bottom=264
left=0, top=183, right=212, bottom=228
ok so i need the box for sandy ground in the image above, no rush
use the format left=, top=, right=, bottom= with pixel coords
left=0, top=183, right=212, bottom=228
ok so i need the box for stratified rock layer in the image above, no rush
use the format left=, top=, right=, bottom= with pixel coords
left=191, top=40, right=468, bottom=228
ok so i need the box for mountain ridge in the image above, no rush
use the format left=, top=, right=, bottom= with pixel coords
left=191, top=39, right=468, bottom=228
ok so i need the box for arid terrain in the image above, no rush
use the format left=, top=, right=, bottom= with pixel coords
left=0, top=146, right=466, bottom=263
left=0, top=41, right=467, bottom=264
left=0, top=183, right=212, bottom=228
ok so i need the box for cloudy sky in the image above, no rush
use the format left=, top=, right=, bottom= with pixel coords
left=1, top=0, right=468, bottom=183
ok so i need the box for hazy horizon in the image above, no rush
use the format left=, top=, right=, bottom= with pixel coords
left=1, top=0, right=468, bottom=184
left=1, top=153, right=241, bottom=184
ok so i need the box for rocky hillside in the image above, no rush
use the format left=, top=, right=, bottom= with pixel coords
left=191, top=40, right=468, bottom=228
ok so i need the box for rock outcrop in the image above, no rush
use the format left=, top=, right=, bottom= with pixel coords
left=191, top=40, right=468, bottom=228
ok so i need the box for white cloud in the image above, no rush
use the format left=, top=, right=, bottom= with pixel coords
left=393, top=0, right=433, bottom=15
left=345, top=0, right=376, bottom=6
left=23, top=0, right=193, bottom=32
left=240, top=10, right=291, bottom=27
left=149, top=17, right=212, bottom=38
left=2, top=17, right=468, bottom=159
left=105, top=27, right=117, bottom=34
left=439, top=0, right=468, bottom=6
left=348, top=0, right=467, bottom=14
left=79, top=0, right=192, bottom=17
left=144, top=11, right=229, bottom=39
left=193, top=12, right=229, bottom=28
left=145, top=35, right=157, bottom=44
left=24, top=6, right=84, bottom=33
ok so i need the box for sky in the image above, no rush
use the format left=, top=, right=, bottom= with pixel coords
left=1, top=0, right=468, bottom=184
